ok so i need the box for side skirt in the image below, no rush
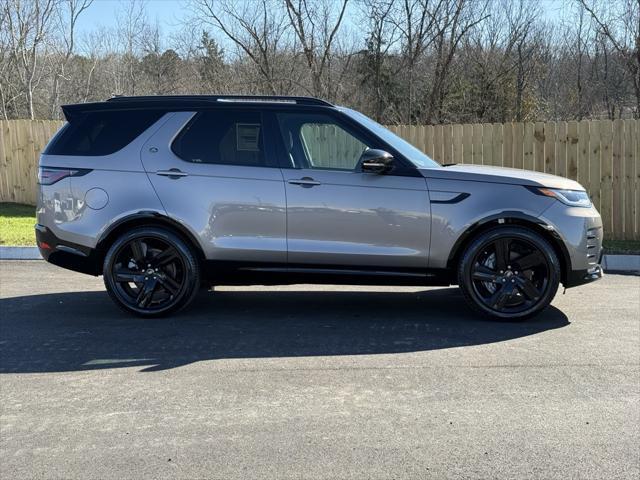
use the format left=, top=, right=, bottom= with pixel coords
left=204, top=261, right=454, bottom=287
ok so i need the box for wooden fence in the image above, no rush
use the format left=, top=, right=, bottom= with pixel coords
left=387, top=120, right=639, bottom=240
left=1, top=118, right=638, bottom=240
left=1, top=120, right=64, bottom=207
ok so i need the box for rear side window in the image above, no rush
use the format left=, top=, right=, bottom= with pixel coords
left=44, top=110, right=164, bottom=156
left=172, top=110, right=272, bottom=167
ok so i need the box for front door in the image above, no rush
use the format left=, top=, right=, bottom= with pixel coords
left=141, top=109, right=287, bottom=263
left=275, top=112, right=430, bottom=269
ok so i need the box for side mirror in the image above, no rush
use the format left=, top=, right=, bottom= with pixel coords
left=359, top=149, right=394, bottom=174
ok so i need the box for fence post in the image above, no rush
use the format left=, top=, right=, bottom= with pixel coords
left=544, top=122, right=556, bottom=175
left=433, top=124, right=443, bottom=163
left=612, top=119, right=624, bottom=239
left=503, top=122, right=513, bottom=168
left=523, top=122, right=534, bottom=171
left=424, top=125, right=434, bottom=158
left=462, top=124, right=472, bottom=164
left=491, top=123, right=503, bottom=166
left=623, top=119, right=637, bottom=240
left=577, top=120, right=589, bottom=188
left=533, top=122, right=545, bottom=172
left=556, top=121, right=568, bottom=178
left=472, top=124, right=483, bottom=165
left=513, top=122, right=524, bottom=169
left=567, top=121, right=579, bottom=180
left=600, top=120, right=614, bottom=235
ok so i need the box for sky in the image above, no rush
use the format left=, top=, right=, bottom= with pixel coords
left=75, top=0, right=571, bottom=46
left=76, top=0, right=187, bottom=37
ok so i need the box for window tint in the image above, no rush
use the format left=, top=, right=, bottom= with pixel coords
left=172, top=110, right=267, bottom=167
left=45, top=110, right=164, bottom=156
left=339, top=107, right=440, bottom=168
left=277, top=113, right=371, bottom=171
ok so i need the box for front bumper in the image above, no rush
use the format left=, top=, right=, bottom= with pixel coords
left=565, top=263, right=604, bottom=287
left=538, top=200, right=604, bottom=288
left=35, top=224, right=100, bottom=275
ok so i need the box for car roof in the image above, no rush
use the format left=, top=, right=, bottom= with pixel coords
left=60, top=95, right=334, bottom=121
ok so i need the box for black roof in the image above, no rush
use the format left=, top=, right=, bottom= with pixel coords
left=61, top=95, right=333, bottom=121
left=108, top=95, right=332, bottom=106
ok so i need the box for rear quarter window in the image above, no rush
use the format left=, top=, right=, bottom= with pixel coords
left=44, top=110, right=164, bottom=156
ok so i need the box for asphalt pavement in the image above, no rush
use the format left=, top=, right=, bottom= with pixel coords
left=0, top=260, right=639, bottom=479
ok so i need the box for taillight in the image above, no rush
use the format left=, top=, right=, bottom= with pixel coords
left=38, top=167, right=90, bottom=185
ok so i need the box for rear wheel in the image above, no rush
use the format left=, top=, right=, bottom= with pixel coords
left=103, top=227, right=200, bottom=317
left=458, top=226, right=560, bottom=320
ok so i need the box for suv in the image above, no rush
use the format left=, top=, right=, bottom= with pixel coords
left=36, top=95, right=603, bottom=320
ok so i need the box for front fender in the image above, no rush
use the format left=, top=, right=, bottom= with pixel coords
left=426, top=179, right=555, bottom=269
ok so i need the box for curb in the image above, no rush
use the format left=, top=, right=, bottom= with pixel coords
left=601, top=254, right=640, bottom=273
left=1, top=246, right=639, bottom=274
left=0, top=246, right=41, bottom=260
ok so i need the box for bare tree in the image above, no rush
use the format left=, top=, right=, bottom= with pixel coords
left=2, top=0, right=58, bottom=119
left=0, top=0, right=638, bottom=123
left=48, top=0, right=93, bottom=118
left=357, top=0, right=398, bottom=121
left=578, top=0, right=640, bottom=118
left=391, top=0, right=443, bottom=123
left=283, top=0, right=350, bottom=98
left=0, top=5, right=13, bottom=118
left=424, top=0, right=488, bottom=123
left=122, top=0, right=151, bottom=95
left=509, top=1, right=544, bottom=121
left=191, top=0, right=297, bottom=95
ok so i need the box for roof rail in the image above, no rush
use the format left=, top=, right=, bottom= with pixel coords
left=107, top=95, right=333, bottom=107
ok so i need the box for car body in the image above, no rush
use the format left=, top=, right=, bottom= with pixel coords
left=36, top=95, right=603, bottom=319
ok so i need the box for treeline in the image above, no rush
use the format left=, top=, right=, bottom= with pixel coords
left=1, top=0, right=638, bottom=123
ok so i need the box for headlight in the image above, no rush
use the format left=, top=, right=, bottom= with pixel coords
left=534, top=187, right=592, bottom=207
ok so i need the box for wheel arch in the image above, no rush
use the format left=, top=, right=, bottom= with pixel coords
left=446, top=211, right=572, bottom=285
left=95, top=211, right=206, bottom=270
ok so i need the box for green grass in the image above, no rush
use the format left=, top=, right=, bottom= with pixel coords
left=602, top=239, right=640, bottom=255
left=0, top=203, right=36, bottom=246
left=0, top=201, right=639, bottom=253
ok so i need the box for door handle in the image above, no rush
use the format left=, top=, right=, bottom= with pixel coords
left=156, top=168, right=188, bottom=179
left=288, top=177, right=321, bottom=187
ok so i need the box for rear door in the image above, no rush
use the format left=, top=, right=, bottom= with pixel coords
left=141, top=109, right=286, bottom=263
left=275, top=111, right=430, bottom=269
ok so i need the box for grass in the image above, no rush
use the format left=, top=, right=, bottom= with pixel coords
left=602, top=239, right=640, bottom=255
left=0, top=201, right=639, bottom=253
left=0, top=203, right=36, bottom=246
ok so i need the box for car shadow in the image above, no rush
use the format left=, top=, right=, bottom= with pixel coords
left=0, top=288, right=569, bottom=373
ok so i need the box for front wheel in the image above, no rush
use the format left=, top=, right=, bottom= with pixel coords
left=458, top=226, right=560, bottom=320
left=103, top=227, right=201, bottom=317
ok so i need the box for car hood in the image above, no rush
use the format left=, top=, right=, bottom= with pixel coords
left=419, top=164, right=584, bottom=190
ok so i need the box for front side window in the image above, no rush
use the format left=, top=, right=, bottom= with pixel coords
left=277, top=113, right=371, bottom=171
left=339, top=107, right=441, bottom=169
left=172, top=110, right=268, bottom=167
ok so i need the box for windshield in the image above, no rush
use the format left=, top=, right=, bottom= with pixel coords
left=339, top=107, right=441, bottom=169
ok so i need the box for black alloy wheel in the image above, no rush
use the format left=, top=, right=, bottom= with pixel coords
left=103, top=227, right=200, bottom=317
left=458, top=226, right=560, bottom=320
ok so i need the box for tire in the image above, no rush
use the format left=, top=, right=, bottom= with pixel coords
left=103, top=227, right=201, bottom=317
left=457, top=226, right=560, bottom=321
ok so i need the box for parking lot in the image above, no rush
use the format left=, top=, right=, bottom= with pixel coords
left=0, top=260, right=638, bottom=479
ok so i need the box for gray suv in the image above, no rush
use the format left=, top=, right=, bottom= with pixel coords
left=36, top=95, right=603, bottom=320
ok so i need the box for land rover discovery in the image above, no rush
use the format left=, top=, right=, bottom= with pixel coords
left=36, top=95, right=603, bottom=319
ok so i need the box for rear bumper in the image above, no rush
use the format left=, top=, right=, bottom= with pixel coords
left=35, top=224, right=100, bottom=275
